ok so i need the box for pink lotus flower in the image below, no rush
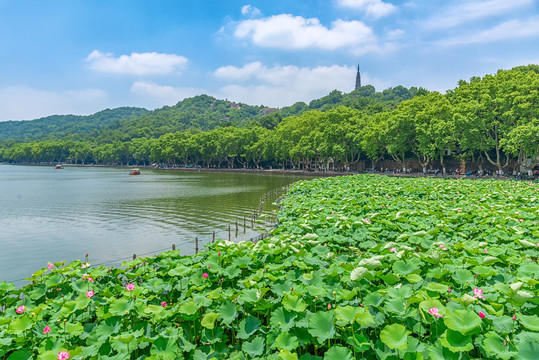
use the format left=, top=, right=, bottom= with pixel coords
left=202, top=273, right=209, bottom=278
left=429, top=307, right=443, bottom=318
left=43, top=325, right=51, bottom=334
left=57, top=350, right=70, bottom=360
left=519, top=219, right=524, bottom=222
left=439, top=245, right=444, bottom=249
left=47, top=263, right=54, bottom=269
left=126, top=283, right=135, bottom=291
left=87, top=277, right=94, bottom=282
left=218, top=252, right=221, bottom=256
left=15, top=305, right=25, bottom=314
left=327, top=303, right=332, bottom=310
left=390, top=247, right=397, bottom=253
left=161, top=301, right=167, bottom=307
left=86, top=290, right=95, bottom=298
left=81, top=263, right=91, bottom=269
left=473, top=288, right=486, bottom=299
left=512, top=315, right=517, bottom=321
left=448, top=287, right=452, bottom=293
left=483, top=248, right=488, bottom=253
left=479, top=312, right=486, bottom=319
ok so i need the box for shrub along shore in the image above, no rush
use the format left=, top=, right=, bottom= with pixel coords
left=1, top=174, right=538, bottom=359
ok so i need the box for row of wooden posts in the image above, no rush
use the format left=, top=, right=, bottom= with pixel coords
left=132, top=184, right=291, bottom=260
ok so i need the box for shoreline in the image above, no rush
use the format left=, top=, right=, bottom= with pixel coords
left=3, top=162, right=535, bottom=181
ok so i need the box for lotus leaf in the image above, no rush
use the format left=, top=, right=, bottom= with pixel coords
left=380, top=323, right=409, bottom=351
left=443, top=309, right=482, bottom=335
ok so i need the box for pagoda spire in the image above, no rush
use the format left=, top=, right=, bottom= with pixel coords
left=355, top=64, right=361, bottom=91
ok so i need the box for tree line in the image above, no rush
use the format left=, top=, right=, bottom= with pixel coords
left=1, top=65, right=537, bottom=173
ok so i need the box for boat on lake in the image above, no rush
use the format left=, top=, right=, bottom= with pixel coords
left=55, top=164, right=63, bottom=169
left=129, top=168, right=141, bottom=175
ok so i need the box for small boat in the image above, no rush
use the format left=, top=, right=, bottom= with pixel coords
left=129, top=168, right=141, bottom=175
left=55, top=164, right=63, bottom=169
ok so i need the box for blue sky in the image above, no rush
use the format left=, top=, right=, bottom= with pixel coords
left=0, top=0, right=538, bottom=121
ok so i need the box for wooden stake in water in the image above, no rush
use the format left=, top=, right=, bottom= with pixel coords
left=133, top=254, right=137, bottom=260
left=172, top=244, right=176, bottom=251
left=195, top=237, right=199, bottom=254
left=212, top=231, right=215, bottom=243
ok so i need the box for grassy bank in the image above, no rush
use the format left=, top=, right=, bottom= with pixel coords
left=1, top=175, right=538, bottom=359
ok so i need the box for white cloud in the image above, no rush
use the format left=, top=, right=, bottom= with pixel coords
left=86, top=50, right=188, bottom=75
left=0, top=86, right=108, bottom=121
left=440, top=17, right=539, bottom=46
left=422, top=0, right=534, bottom=30
left=130, top=81, right=206, bottom=107
left=234, top=14, right=378, bottom=53
left=337, top=0, right=396, bottom=18
left=214, top=62, right=382, bottom=107
left=241, top=5, right=261, bottom=17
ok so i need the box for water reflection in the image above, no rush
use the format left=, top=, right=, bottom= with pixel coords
left=0, top=165, right=305, bottom=284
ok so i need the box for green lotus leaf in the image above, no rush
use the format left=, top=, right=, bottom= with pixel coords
left=452, top=269, right=474, bottom=285
left=282, top=294, right=307, bottom=313
left=237, top=316, right=261, bottom=339
left=65, top=322, right=84, bottom=336
left=110, top=333, right=139, bottom=354
left=201, top=312, right=219, bottom=329
left=384, top=297, right=406, bottom=315
left=380, top=273, right=400, bottom=285
left=168, top=265, right=191, bottom=277
left=358, top=258, right=382, bottom=269
left=224, top=265, right=242, bottom=278
left=350, top=267, right=368, bottom=281
left=443, top=309, right=482, bottom=335
left=217, top=301, right=237, bottom=325
left=308, top=311, right=335, bottom=343
left=242, top=336, right=265, bottom=357
left=380, top=323, right=409, bottom=351
left=334, top=305, right=359, bottom=324
left=355, top=308, right=375, bottom=326
left=274, top=332, right=299, bottom=351
left=425, top=282, right=449, bottom=293
left=482, top=331, right=517, bottom=360
left=8, top=316, right=33, bottom=334
left=143, top=304, right=164, bottom=316
left=405, top=273, right=423, bottom=283
left=323, top=345, right=353, bottom=360
left=299, top=355, right=322, bottom=360
left=178, top=300, right=198, bottom=315
left=278, top=350, right=299, bottom=360
left=517, top=341, right=539, bottom=360
left=150, top=337, right=179, bottom=358
left=0, top=281, right=15, bottom=292
left=109, top=298, right=134, bottom=315
left=440, top=329, right=474, bottom=352
left=44, top=273, right=63, bottom=287
left=5, top=350, right=33, bottom=360
left=491, top=315, right=514, bottom=334
left=517, top=314, right=539, bottom=331
left=393, top=260, right=417, bottom=275
left=28, top=285, right=47, bottom=300
left=482, top=256, right=500, bottom=265
left=511, top=290, right=534, bottom=306
left=270, top=307, right=297, bottom=332
left=94, top=317, right=122, bottom=339
left=363, top=292, right=383, bottom=307
left=472, top=265, right=496, bottom=277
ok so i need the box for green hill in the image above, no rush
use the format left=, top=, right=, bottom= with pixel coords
left=0, top=107, right=149, bottom=142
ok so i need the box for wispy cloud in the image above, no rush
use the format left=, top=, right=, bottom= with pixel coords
left=234, top=14, right=378, bottom=54
left=241, top=5, right=261, bottom=17
left=130, top=81, right=206, bottom=108
left=336, top=0, right=396, bottom=18
left=422, top=0, right=534, bottom=30
left=0, top=86, right=107, bottom=121
left=439, top=17, right=539, bottom=46
left=214, top=62, right=383, bottom=107
left=86, top=51, right=188, bottom=75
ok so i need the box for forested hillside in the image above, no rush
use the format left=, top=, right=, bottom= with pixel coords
left=0, top=107, right=149, bottom=142
left=1, top=66, right=537, bottom=173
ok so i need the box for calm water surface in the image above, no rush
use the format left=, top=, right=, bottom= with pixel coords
left=0, top=165, right=305, bottom=284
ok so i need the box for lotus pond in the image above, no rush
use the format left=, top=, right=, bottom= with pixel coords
left=1, top=174, right=538, bottom=360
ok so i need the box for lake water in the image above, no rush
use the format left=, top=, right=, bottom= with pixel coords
left=0, top=165, right=305, bottom=285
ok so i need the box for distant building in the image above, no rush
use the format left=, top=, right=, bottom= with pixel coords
left=355, top=64, right=361, bottom=91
